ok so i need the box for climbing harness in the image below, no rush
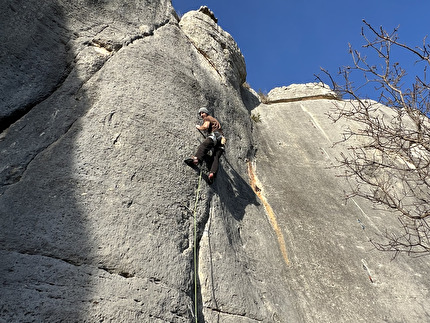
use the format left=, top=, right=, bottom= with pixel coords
left=207, top=131, right=223, bottom=144
left=192, top=168, right=203, bottom=322
left=200, top=129, right=226, bottom=146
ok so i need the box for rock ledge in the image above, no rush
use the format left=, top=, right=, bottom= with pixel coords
left=266, top=82, right=338, bottom=103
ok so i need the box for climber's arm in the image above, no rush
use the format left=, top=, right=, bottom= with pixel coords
left=196, top=120, right=210, bottom=131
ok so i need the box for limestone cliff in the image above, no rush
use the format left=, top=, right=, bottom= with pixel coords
left=0, top=2, right=429, bottom=323
left=252, top=84, right=430, bottom=322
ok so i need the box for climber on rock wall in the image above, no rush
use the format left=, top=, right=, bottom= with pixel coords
left=185, top=107, right=226, bottom=183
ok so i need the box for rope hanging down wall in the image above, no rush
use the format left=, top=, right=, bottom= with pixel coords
left=192, top=168, right=203, bottom=322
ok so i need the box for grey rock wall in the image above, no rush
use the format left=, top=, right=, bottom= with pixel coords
left=0, top=1, right=292, bottom=322
left=252, top=84, right=430, bottom=322
left=1, top=1, right=429, bottom=323
left=179, top=7, right=246, bottom=89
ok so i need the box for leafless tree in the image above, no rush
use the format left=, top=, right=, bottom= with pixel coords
left=320, top=20, right=430, bottom=257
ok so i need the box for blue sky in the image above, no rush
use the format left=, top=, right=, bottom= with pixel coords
left=172, top=0, right=430, bottom=100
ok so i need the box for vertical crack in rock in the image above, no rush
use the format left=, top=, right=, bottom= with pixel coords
left=247, top=160, right=290, bottom=266
left=192, top=45, right=224, bottom=79
left=196, top=191, right=213, bottom=321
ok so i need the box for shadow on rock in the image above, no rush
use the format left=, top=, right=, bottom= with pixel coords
left=240, top=85, right=261, bottom=113
left=0, top=1, right=94, bottom=322
left=212, top=156, right=259, bottom=222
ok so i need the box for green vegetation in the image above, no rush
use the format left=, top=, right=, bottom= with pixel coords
left=251, top=112, right=261, bottom=123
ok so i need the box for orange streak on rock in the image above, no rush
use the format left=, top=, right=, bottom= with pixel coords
left=247, top=161, right=290, bottom=266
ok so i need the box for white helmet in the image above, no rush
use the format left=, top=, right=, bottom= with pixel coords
left=198, top=107, right=209, bottom=115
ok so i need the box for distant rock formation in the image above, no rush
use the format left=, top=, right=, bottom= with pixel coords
left=1, top=1, right=429, bottom=323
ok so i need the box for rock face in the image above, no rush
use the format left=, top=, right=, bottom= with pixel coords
left=252, top=94, right=430, bottom=323
left=1, top=2, right=429, bottom=323
left=0, top=1, right=274, bottom=322
left=179, top=6, right=247, bottom=89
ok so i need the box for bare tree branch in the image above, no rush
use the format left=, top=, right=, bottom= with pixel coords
left=319, top=21, right=430, bottom=257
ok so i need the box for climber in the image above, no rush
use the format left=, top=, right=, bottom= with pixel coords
left=185, top=107, right=226, bottom=183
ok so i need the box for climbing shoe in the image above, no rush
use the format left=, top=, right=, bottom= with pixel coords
left=208, top=172, right=215, bottom=183
left=184, top=158, right=199, bottom=169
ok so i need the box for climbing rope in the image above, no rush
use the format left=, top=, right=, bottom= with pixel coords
left=192, top=168, right=203, bottom=322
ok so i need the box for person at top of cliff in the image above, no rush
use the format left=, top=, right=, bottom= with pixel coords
left=186, top=107, right=226, bottom=183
